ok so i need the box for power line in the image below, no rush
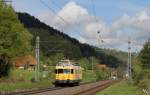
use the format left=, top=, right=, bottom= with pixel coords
left=91, top=0, right=97, bottom=20
left=91, top=0, right=121, bottom=50
left=97, top=31, right=117, bottom=49
left=91, top=0, right=107, bottom=49
left=39, top=0, right=81, bottom=34
left=39, top=0, right=67, bottom=25
left=50, top=0, right=81, bottom=33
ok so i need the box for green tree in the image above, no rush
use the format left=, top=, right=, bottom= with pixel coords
left=133, top=39, right=150, bottom=88
left=139, top=39, right=150, bottom=69
left=0, top=3, right=32, bottom=57
left=79, top=58, right=90, bottom=71
left=132, top=58, right=143, bottom=84
left=0, top=2, right=32, bottom=77
left=47, top=53, right=64, bottom=66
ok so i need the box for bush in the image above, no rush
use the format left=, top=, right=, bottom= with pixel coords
left=138, top=78, right=150, bottom=88
left=0, top=55, right=11, bottom=78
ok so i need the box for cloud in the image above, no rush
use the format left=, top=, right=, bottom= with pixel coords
left=38, top=1, right=96, bottom=32
left=38, top=1, right=110, bottom=44
left=111, top=10, right=150, bottom=51
left=112, top=10, right=150, bottom=40
left=38, top=1, right=150, bottom=52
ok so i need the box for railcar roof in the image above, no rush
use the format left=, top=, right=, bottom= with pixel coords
left=56, top=66, right=81, bottom=69
left=56, top=59, right=80, bottom=66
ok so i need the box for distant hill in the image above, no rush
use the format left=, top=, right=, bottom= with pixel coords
left=17, top=12, right=96, bottom=58
left=17, top=12, right=126, bottom=68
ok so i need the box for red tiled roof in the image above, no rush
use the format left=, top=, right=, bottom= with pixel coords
left=11, top=55, right=36, bottom=66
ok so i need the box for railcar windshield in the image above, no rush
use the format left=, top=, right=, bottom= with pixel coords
left=55, top=69, right=74, bottom=74
left=55, top=69, right=73, bottom=74
left=63, top=69, right=70, bottom=74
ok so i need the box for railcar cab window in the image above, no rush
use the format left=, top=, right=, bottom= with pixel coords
left=55, top=69, right=57, bottom=74
left=71, top=69, right=74, bottom=74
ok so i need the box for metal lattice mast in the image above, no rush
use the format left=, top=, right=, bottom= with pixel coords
left=128, top=37, right=132, bottom=79
left=35, top=36, right=40, bottom=81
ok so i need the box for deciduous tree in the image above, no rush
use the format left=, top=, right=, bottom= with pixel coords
left=0, top=2, right=32, bottom=77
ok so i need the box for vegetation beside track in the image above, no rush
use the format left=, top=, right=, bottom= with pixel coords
left=96, top=81, right=145, bottom=95
left=82, top=70, right=97, bottom=82
left=0, top=69, right=53, bottom=92
left=0, top=79, right=52, bottom=92
left=0, top=64, right=108, bottom=92
left=132, top=39, right=150, bottom=92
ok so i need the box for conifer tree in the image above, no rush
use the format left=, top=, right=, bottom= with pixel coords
left=139, top=39, right=150, bottom=69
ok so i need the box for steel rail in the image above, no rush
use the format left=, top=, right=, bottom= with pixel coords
left=1, top=87, right=62, bottom=95
left=74, top=80, right=119, bottom=95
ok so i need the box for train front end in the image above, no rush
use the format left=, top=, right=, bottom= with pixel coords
left=54, top=59, right=82, bottom=86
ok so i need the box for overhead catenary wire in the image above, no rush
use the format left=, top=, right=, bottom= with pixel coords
left=35, top=0, right=80, bottom=51
left=91, top=0, right=98, bottom=22
left=91, top=0, right=106, bottom=48
left=91, top=0, right=126, bottom=50
left=35, top=0, right=83, bottom=57
left=39, top=0, right=143, bottom=55
left=50, top=0, right=81, bottom=34
left=39, top=0, right=81, bottom=35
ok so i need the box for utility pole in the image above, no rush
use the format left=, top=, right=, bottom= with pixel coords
left=97, top=31, right=104, bottom=48
left=97, top=31, right=101, bottom=44
left=35, top=36, right=40, bottom=81
left=91, top=56, right=93, bottom=72
left=127, top=37, right=132, bottom=79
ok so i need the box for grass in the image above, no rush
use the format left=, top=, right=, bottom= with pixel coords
left=0, top=69, right=98, bottom=92
left=9, top=69, right=34, bottom=81
left=96, top=81, right=145, bottom=95
left=82, top=70, right=97, bottom=82
left=0, top=79, right=52, bottom=92
left=0, top=69, right=54, bottom=92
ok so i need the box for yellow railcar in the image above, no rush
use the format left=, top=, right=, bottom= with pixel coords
left=54, top=59, right=82, bottom=86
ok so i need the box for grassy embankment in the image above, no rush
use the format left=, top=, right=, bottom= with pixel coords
left=0, top=69, right=54, bottom=92
left=96, top=81, right=145, bottom=95
left=0, top=68, right=97, bottom=92
left=82, top=70, right=97, bottom=82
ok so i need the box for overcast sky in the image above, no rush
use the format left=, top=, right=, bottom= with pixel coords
left=12, top=0, right=150, bottom=52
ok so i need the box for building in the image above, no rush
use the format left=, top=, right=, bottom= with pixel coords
left=11, top=55, right=36, bottom=70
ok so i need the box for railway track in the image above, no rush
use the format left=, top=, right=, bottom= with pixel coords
left=1, top=87, right=63, bottom=95
left=1, top=80, right=119, bottom=95
left=74, top=80, right=119, bottom=95
left=0, top=81, right=96, bottom=95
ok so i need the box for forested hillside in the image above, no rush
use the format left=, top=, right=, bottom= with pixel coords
left=17, top=12, right=126, bottom=67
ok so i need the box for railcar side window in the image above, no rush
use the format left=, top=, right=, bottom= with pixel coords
left=71, top=69, right=74, bottom=74
left=58, top=69, right=63, bottom=73
left=55, top=70, right=57, bottom=74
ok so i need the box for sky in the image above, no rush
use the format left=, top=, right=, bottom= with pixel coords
left=11, top=0, right=150, bottom=52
